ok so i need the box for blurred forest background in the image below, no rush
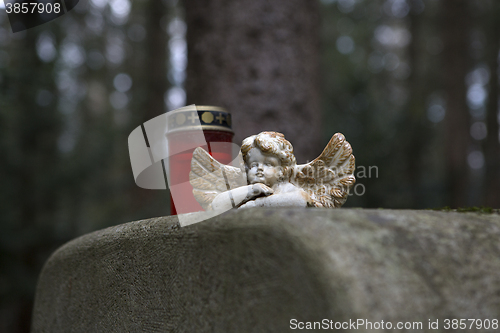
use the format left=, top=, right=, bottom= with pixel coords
left=0, top=0, right=499, bottom=331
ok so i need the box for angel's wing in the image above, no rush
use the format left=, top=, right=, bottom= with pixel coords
left=189, top=147, right=247, bottom=210
left=291, top=133, right=355, bottom=208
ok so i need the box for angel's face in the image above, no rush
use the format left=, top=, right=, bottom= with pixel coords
left=246, top=148, right=283, bottom=187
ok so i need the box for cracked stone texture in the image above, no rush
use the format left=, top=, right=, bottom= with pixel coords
left=31, top=209, right=500, bottom=332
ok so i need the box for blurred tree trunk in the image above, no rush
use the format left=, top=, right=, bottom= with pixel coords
left=0, top=31, right=61, bottom=333
left=441, top=0, right=471, bottom=207
left=483, top=2, right=500, bottom=207
left=184, top=0, right=322, bottom=161
left=403, top=2, right=428, bottom=208
left=129, top=0, right=170, bottom=216
left=145, top=0, right=168, bottom=122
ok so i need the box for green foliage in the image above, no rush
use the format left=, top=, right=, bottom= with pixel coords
left=320, top=0, right=446, bottom=209
left=430, top=206, right=497, bottom=214
left=320, top=0, right=499, bottom=210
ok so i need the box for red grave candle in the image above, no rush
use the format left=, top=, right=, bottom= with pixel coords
left=166, top=106, right=234, bottom=215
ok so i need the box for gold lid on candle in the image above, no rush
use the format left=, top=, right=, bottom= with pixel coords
left=166, top=105, right=233, bottom=134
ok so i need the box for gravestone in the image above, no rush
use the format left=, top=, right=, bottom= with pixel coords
left=31, top=209, right=500, bottom=332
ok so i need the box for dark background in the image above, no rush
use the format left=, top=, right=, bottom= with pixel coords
left=0, top=0, right=499, bottom=331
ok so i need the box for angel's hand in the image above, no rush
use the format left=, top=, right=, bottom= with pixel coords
left=250, top=183, right=274, bottom=198
left=237, top=184, right=273, bottom=209
left=238, top=200, right=257, bottom=209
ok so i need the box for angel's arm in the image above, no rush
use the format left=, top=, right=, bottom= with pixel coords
left=239, top=184, right=311, bottom=209
left=212, top=183, right=274, bottom=211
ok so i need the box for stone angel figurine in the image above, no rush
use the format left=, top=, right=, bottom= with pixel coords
left=189, top=132, right=355, bottom=211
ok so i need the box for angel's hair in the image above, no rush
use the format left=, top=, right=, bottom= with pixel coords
left=241, top=132, right=296, bottom=167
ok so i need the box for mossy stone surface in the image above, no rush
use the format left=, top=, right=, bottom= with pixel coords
left=31, top=209, right=500, bottom=332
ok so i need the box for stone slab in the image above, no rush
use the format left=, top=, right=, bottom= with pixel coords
left=31, top=209, right=500, bottom=332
